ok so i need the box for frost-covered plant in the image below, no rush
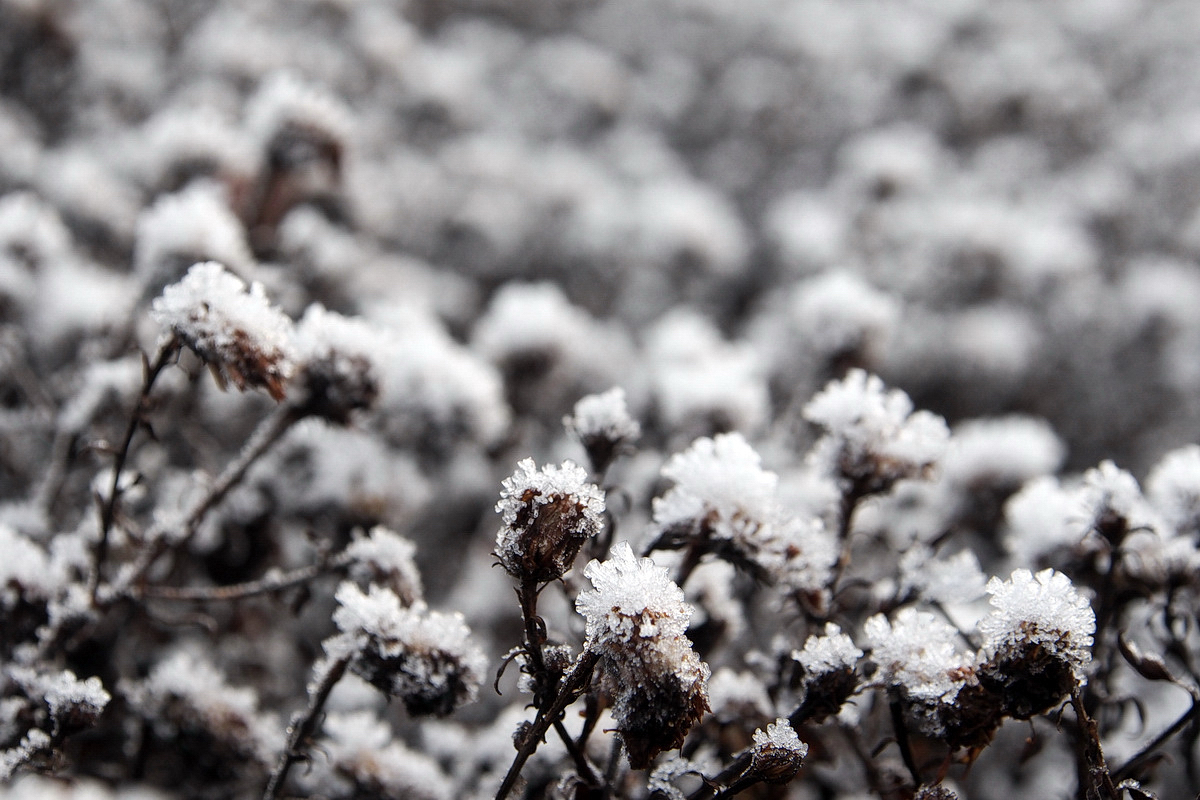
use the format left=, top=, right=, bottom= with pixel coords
left=977, top=568, right=1096, bottom=720
left=805, top=369, right=950, bottom=496
left=150, top=261, right=293, bottom=400
left=495, top=458, right=606, bottom=584
left=330, top=582, right=486, bottom=716
left=575, top=542, right=710, bottom=769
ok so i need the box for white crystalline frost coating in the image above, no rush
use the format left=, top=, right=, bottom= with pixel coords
left=332, top=582, right=487, bottom=705
left=150, top=261, right=294, bottom=395
left=1147, top=445, right=1200, bottom=535
left=804, top=369, right=949, bottom=480
left=564, top=386, right=641, bottom=445
left=1074, top=460, right=1155, bottom=538
left=794, top=623, right=863, bottom=676
left=788, top=270, right=899, bottom=356
left=943, top=416, right=1065, bottom=488
left=347, top=526, right=422, bottom=596
left=899, top=547, right=987, bottom=605
left=495, top=458, right=605, bottom=529
left=804, top=369, right=913, bottom=444
left=653, top=432, right=777, bottom=539
left=864, top=608, right=971, bottom=705
left=576, top=542, right=692, bottom=646
left=980, top=568, right=1095, bottom=677
left=134, top=183, right=253, bottom=282
left=10, top=667, right=110, bottom=722
left=293, top=303, right=384, bottom=366
left=1003, top=476, right=1082, bottom=564
left=0, top=524, right=53, bottom=603
left=752, top=718, right=808, bottom=758
left=706, top=668, right=774, bottom=719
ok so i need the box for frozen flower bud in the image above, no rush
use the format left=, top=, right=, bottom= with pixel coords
left=978, top=568, right=1095, bottom=719
left=1147, top=445, right=1200, bottom=538
left=9, top=666, right=110, bottom=737
left=346, top=526, right=423, bottom=606
left=564, top=387, right=641, bottom=474
left=791, top=623, right=862, bottom=723
left=123, top=650, right=282, bottom=766
left=333, top=582, right=486, bottom=716
left=1074, top=461, right=1156, bottom=548
left=653, top=433, right=777, bottom=547
left=804, top=370, right=949, bottom=494
left=865, top=609, right=998, bottom=745
left=133, top=183, right=254, bottom=297
left=151, top=261, right=293, bottom=401
left=1003, top=476, right=1082, bottom=566
left=291, top=304, right=383, bottom=423
left=899, top=547, right=987, bottom=605
left=495, top=459, right=605, bottom=583
left=301, top=711, right=453, bottom=800
left=707, top=668, right=773, bottom=724
left=750, top=718, right=808, bottom=784
left=576, top=543, right=710, bottom=768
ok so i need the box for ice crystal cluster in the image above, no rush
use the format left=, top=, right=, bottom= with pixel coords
left=576, top=543, right=710, bottom=768
left=494, top=458, right=606, bottom=582
left=8, top=1, right=1200, bottom=798
left=331, top=581, right=486, bottom=717
left=150, top=261, right=294, bottom=400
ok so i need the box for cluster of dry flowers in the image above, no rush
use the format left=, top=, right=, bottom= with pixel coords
left=7, top=1, right=1200, bottom=799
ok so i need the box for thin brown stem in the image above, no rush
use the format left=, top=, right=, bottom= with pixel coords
left=135, top=549, right=354, bottom=602
left=1071, top=685, right=1119, bottom=800
left=553, top=719, right=601, bottom=788
left=828, top=483, right=865, bottom=599
left=263, top=652, right=351, bottom=800
left=888, top=689, right=922, bottom=788
left=89, top=338, right=179, bottom=603
left=495, top=650, right=599, bottom=800
left=124, top=403, right=303, bottom=592
left=1114, top=692, right=1200, bottom=782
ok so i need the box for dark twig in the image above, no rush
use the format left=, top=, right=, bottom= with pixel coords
left=889, top=689, right=923, bottom=788
left=495, top=650, right=599, bottom=800
left=135, top=549, right=355, bottom=602
left=1071, top=685, right=1119, bottom=800
left=263, top=652, right=352, bottom=800
left=1114, top=692, right=1200, bottom=782
left=124, top=403, right=304, bottom=591
left=89, top=337, right=179, bottom=603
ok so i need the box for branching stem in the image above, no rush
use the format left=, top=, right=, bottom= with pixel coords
left=90, top=338, right=179, bottom=603
left=495, top=650, right=599, bottom=800
left=262, top=652, right=351, bottom=800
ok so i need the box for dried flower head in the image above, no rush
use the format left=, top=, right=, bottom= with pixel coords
left=1147, top=445, right=1200, bottom=538
left=291, top=304, right=383, bottom=423
left=576, top=542, right=710, bottom=768
left=978, top=568, right=1095, bottom=719
left=1074, top=460, right=1155, bottom=547
left=332, top=582, right=486, bottom=716
left=864, top=609, right=996, bottom=743
left=791, top=623, right=862, bottom=723
left=8, top=666, right=110, bottom=738
left=302, top=711, right=453, bottom=800
left=151, top=261, right=294, bottom=400
left=495, top=459, right=606, bottom=583
left=564, top=386, right=641, bottom=474
left=346, top=525, right=423, bottom=606
left=750, top=718, right=808, bottom=784
left=123, top=650, right=282, bottom=767
left=804, top=369, right=949, bottom=494
left=652, top=432, right=778, bottom=546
